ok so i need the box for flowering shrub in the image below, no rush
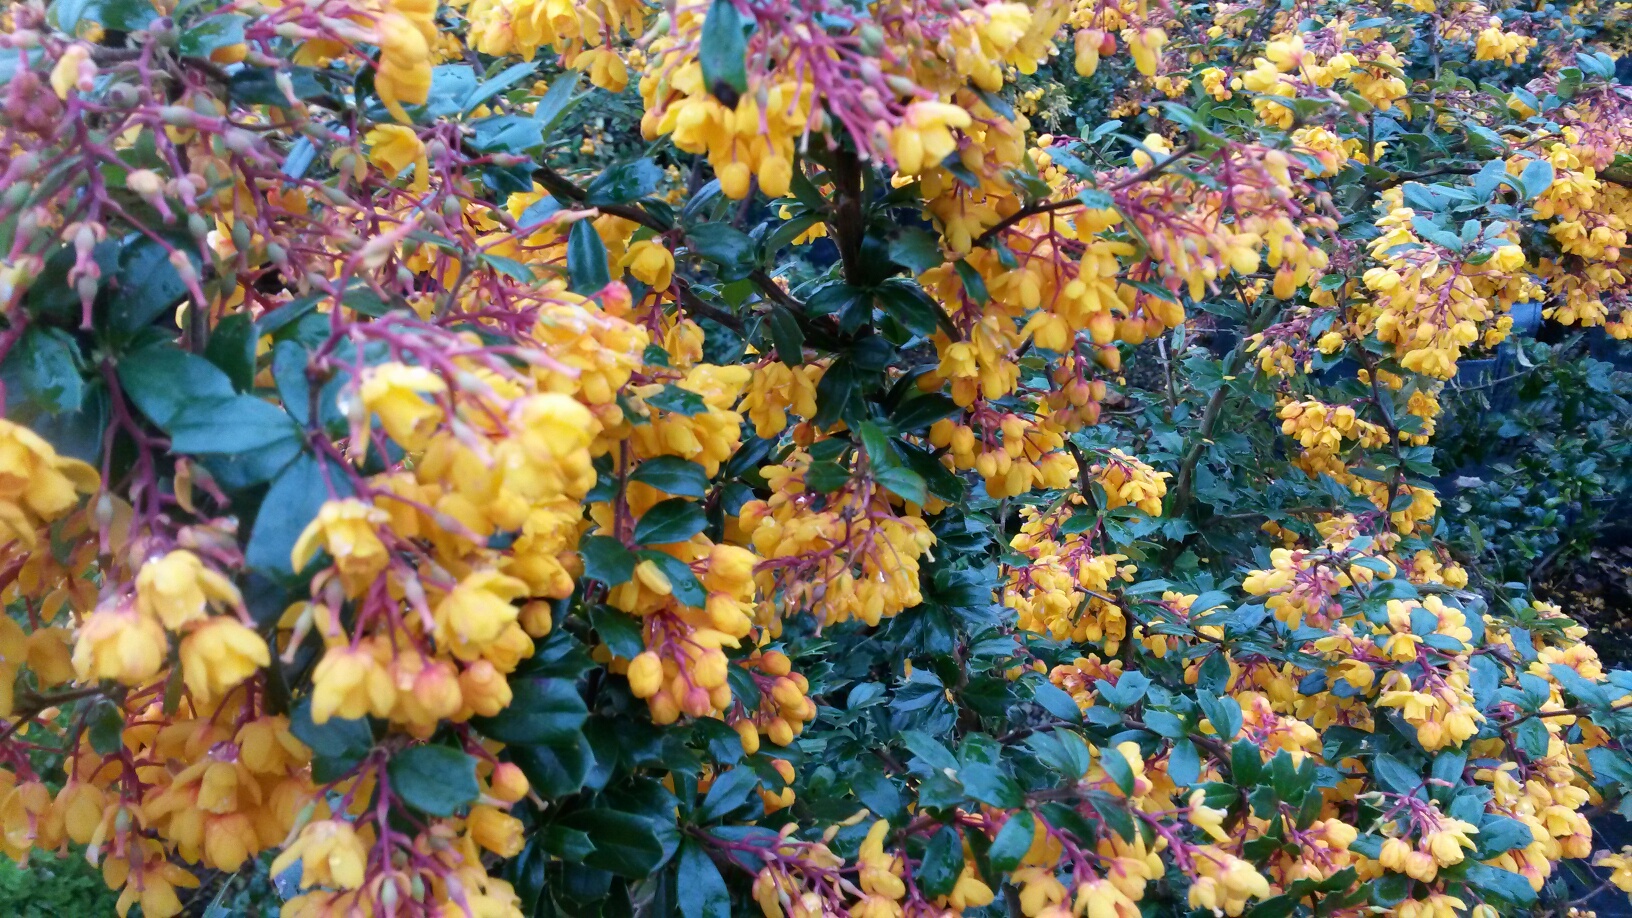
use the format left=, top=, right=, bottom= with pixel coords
left=5, top=0, right=1632, bottom=915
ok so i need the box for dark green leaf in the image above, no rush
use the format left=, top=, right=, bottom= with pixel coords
left=631, top=457, right=711, bottom=498
left=471, top=678, right=588, bottom=745
left=289, top=697, right=372, bottom=783
left=686, top=224, right=756, bottom=281
left=638, top=551, right=707, bottom=606
left=987, top=812, right=1034, bottom=873
left=696, top=767, right=760, bottom=823
left=634, top=498, right=708, bottom=545
left=917, top=826, right=963, bottom=898
left=767, top=306, right=805, bottom=366
left=581, top=535, right=639, bottom=587
left=1098, top=747, right=1135, bottom=795
left=889, top=229, right=944, bottom=274
left=890, top=391, right=960, bottom=432
left=116, top=343, right=235, bottom=429
left=1371, top=753, right=1423, bottom=797
left=1, top=327, right=83, bottom=414
left=568, top=221, right=612, bottom=293
left=698, top=0, right=749, bottom=98
left=561, top=810, right=670, bottom=878
left=960, top=762, right=1022, bottom=808
left=647, top=384, right=708, bottom=415
left=111, top=238, right=200, bottom=332
left=168, top=396, right=299, bottom=454
left=676, top=840, right=731, bottom=918
left=587, top=160, right=664, bottom=206
left=589, top=606, right=646, bottom=659
left=204, top=313, right=257, bottom=392
left=389, top=745, right=479, bottom=817
left=246, top=454, right=352, bottom=577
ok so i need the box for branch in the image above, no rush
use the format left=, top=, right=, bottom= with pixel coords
left=974, top=143, right=1194, bottom=247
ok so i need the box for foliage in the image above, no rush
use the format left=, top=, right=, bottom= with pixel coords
left=1437, top=337, right=1632, bottom=587
left=0, top=850, right=118, bottom=915
left=5, top=0, right=1632, bottom=917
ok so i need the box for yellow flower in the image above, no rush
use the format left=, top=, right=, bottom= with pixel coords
left=433, top=570, right=528, bottom=655
left=468, top=804, right=525, bottom=857
left=375, top=13, right=433, bottom=123
left=50, top=44, right=90, bottom=100
left=0, top=418, right=100, bottom=548
left=310, top=644, right=396, bottom=723
left=290, top=499, right=391, bottom=591
left=621, top=239, right=675, bottom=290
left=890, top=102, right=972, bottom=176
left=627, top=651, right=663, bottom=698
left=73, top=604, right=167, bottom=685
left=358, top=362, right=446, bottom=449
left=179, top=618, right=270, bottom=703
left=136, top=550, right=243, bottom=631
left=364, top=125, right=429, bottom=193
left=270, top=820, right=368, bottom=890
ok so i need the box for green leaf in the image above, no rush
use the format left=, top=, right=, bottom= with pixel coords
left=178, top=12, right=246, bottom=57
left=581, top=535, right=639, bottom=587
left=696, top=767, right=760, bottom=823
left=246, top=454, right=351, bottom=577
left=917, top=826, right=963, bottom=898
left=510, top=735, right=594, bottom=797
left=389, top=745, right=479, bottom=817
left=116, top=343, right=235, bottom=429
left=676, top=840, right=731, bottom=918
left=587, top=160, right=664, bottom=206
left=1169, top=739, right=1201, bottom=786
left=634, top=498, right=708, bottom=545
left=471, top=678, right=587, bottom=746
left=647, top=384, right=708, bottom=415
left=0, top=327, right=83, bottom=415
left=1030, top=681, right=1082, bottom=724
left=767, top=306, right=805, bottom=366
left=1514, top=717, right=1549, bottom=758
left=560, top=809, right=670, bottom=878
left=87, top=699, right=125, bottom=756
left=568, top=221, right=611, bottom=293
left=1197, top=692, right=1243, bottom=741
left=463, top=60, right=538, bottom=114
left=638, top=551, right=707, bottom=606
left=698, top=0, right=749, bottom=99
left=631, top=457, right=711, bottom=498
left=953, top=260, right=989, bottom=304
left=890, top=391, right=959, bottom=433
left=1098, top=746, right=1136, bottom=794
left=289, top=698, right=372, bottom=783
left=1371, top=753, right=1423, bottom=797
left=111, top=237, right=199, bottom=332
left=686, top=224, right=756, bottom=281
left=889, top=229, right=944, bottom=274
left=1519, top=159, right=1555, bottom=199
left=959, top=762, right=1022, bottom=808
left=987, top=812, right=1034, bottom=873
left=874, top=466, right=927, bottom=506
left=589, top=605, right=645, bottom=659
left=204, top=313, right=258, bottom=392
left=168, top=396, right=300, bottom=454
left=874, top=282, right=943, bottom=336
left=1463, top=862, right=1537, bottom=907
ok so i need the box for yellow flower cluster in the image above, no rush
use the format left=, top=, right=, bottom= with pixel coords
left=1003, top=494, right=1137, bottom=646
left=1517, top=128, right=1632, bottom=337
left=464, top=0, right=652, bottom=92
left=741, top=450, right=936, bottom=628
left=1351, top=192, right=1536, bottom=378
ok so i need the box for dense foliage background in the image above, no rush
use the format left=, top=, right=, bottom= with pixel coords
left=5, top=0, right=1632, bottom=915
